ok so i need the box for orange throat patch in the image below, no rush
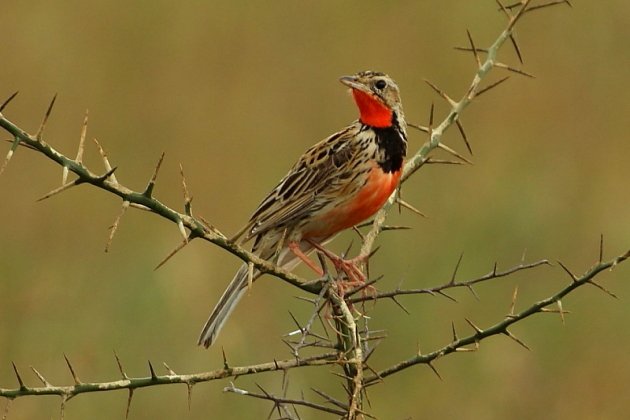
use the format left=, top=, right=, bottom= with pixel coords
left=352, top=89, right=393, bottom=128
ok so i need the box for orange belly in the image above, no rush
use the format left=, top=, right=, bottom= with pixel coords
left=304, top=165, right=401, bottom=239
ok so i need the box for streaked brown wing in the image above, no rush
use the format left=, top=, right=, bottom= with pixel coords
left=241, top=124, right=360, bottom=241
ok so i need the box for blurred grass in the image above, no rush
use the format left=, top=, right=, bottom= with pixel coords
left=1, top=1, right=629, bottom=419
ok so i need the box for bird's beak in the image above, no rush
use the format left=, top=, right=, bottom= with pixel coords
left=339, top=75, right=370, bottom=93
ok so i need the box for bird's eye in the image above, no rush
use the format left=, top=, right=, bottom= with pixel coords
left=375, top=79, right=387, bottom=90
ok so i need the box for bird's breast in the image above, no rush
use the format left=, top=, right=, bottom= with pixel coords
left=303, top=163, right=402, bottom=239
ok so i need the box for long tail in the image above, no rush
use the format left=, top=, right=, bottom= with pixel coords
left=198, top=263, right=252, bottom=348
left=198, top=239, right=322, bottom=348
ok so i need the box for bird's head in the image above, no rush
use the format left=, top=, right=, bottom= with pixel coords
left=339, top=71, right=404, bottom=129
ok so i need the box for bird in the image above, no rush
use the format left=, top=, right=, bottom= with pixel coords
left=198, top=71, right=407, bottom=348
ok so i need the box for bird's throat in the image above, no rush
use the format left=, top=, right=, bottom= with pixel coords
left=352, top=89, right=393, bottom=128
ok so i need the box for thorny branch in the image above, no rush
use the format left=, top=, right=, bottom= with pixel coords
left=347, top=257, right=551, bottom=304
left=1, top=352, right=338, bottom=418
left=223, top=383, right=349, bottom=418
left=364, top=249, right=630, bottom=386
left=0, top=1, right=624, bottom=420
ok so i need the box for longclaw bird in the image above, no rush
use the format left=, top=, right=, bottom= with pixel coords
left=199, top=71, right=407, bottom=348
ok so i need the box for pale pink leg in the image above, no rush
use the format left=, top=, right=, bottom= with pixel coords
left=305, top=240, right=366, bottom=284
left=288, top=241, right=324, bottom=276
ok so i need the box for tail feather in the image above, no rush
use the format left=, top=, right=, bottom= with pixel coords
left=198, top=264, right=251, bottom=348
left=198, top=239, right=321, bottom=348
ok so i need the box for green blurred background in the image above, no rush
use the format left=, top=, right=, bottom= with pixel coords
left=1, top=1, right=629, bottom=419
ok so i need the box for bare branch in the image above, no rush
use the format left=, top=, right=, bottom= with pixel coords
left=0, top=352, right=338, bottom=399
left=349, top=258, right=550, bottom=304
left=224, top=383, right=348, bottom=417
left=364, top=250, right=629, bottom=385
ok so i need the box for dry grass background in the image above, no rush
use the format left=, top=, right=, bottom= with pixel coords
left=1, top=1, right=629, bottom=419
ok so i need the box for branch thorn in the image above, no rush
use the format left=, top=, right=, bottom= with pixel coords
left=424, top=79, right=457, bottom=108
left=61, top=165, right=69, bottom=185
left=36, top=94, right=57, bottom=140
left=156, top=362, right=173, bottom=376
left=0, top=91, right=19, bottom=112
left=247, top=261, right=255, bottom=292
left=154, top=236, right=192, bottom=270
left=510, top=33, right=524, bottom=64
left=63, top=354, right=82, bottom=385
left=451, top=321, right=459, bottom=341
left=509, top=286, right=519, bottom=316
left=466, top=284, right=480, bottom=301
left=11, top=362, right=26, bottom=390
left=455, top=119, right=473, bottom=155
left=177, top=219, right=188, bottom=243
left=76, top=109, right=88, bottom=164
left=556, top=260, right=578, bottom=282
left=37, top=178, right=81, bottom=202
left=125, top=389, right=134, bottom=420
left=464, top=318, right=483, bottom=334
left=557, top=299, right=566, bottom=325
left=114, top=351, right=129, bottom=380
left=105, top=200, right=130, bottom=252
left=187, top=383, right=194, bottom=411
left=394, top=197, right=427, bottom=218
left=437, top=142, right=473, bottom=164
left=30, top=366, right=52, bottom=387
left=587, top=279, right=618, bottom=299
left=465, top=29, right=481, bottom=68
left=148, top=360, right=158, bottom=381
left=96, top=166, right=118, bottom=182
left=179, top=164, right=193, bottom=216
left=407, top=122, right=429, bottom=133
left=0, top=136, right=21, bottom=176
left=426, top=361, right=443, bottom=381
left=93, top=138, right=118, bottom=185
left=495, top=62, right=535, bottom=78
left=222, top=347, right=230, bottom=370
left=503, top=328, right=530, bottom=350
left=450, top=252, right=464, bottom=285
left=143, top=151, right=165, bottom=197
left=476, top=76, right=510, bottom=97
left=389, top=295, right=410, bottom=315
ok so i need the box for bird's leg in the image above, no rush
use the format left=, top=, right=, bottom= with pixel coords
left=288, top=241, right=324, bottom=276
left=305, top=240, right=366, bottom=284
